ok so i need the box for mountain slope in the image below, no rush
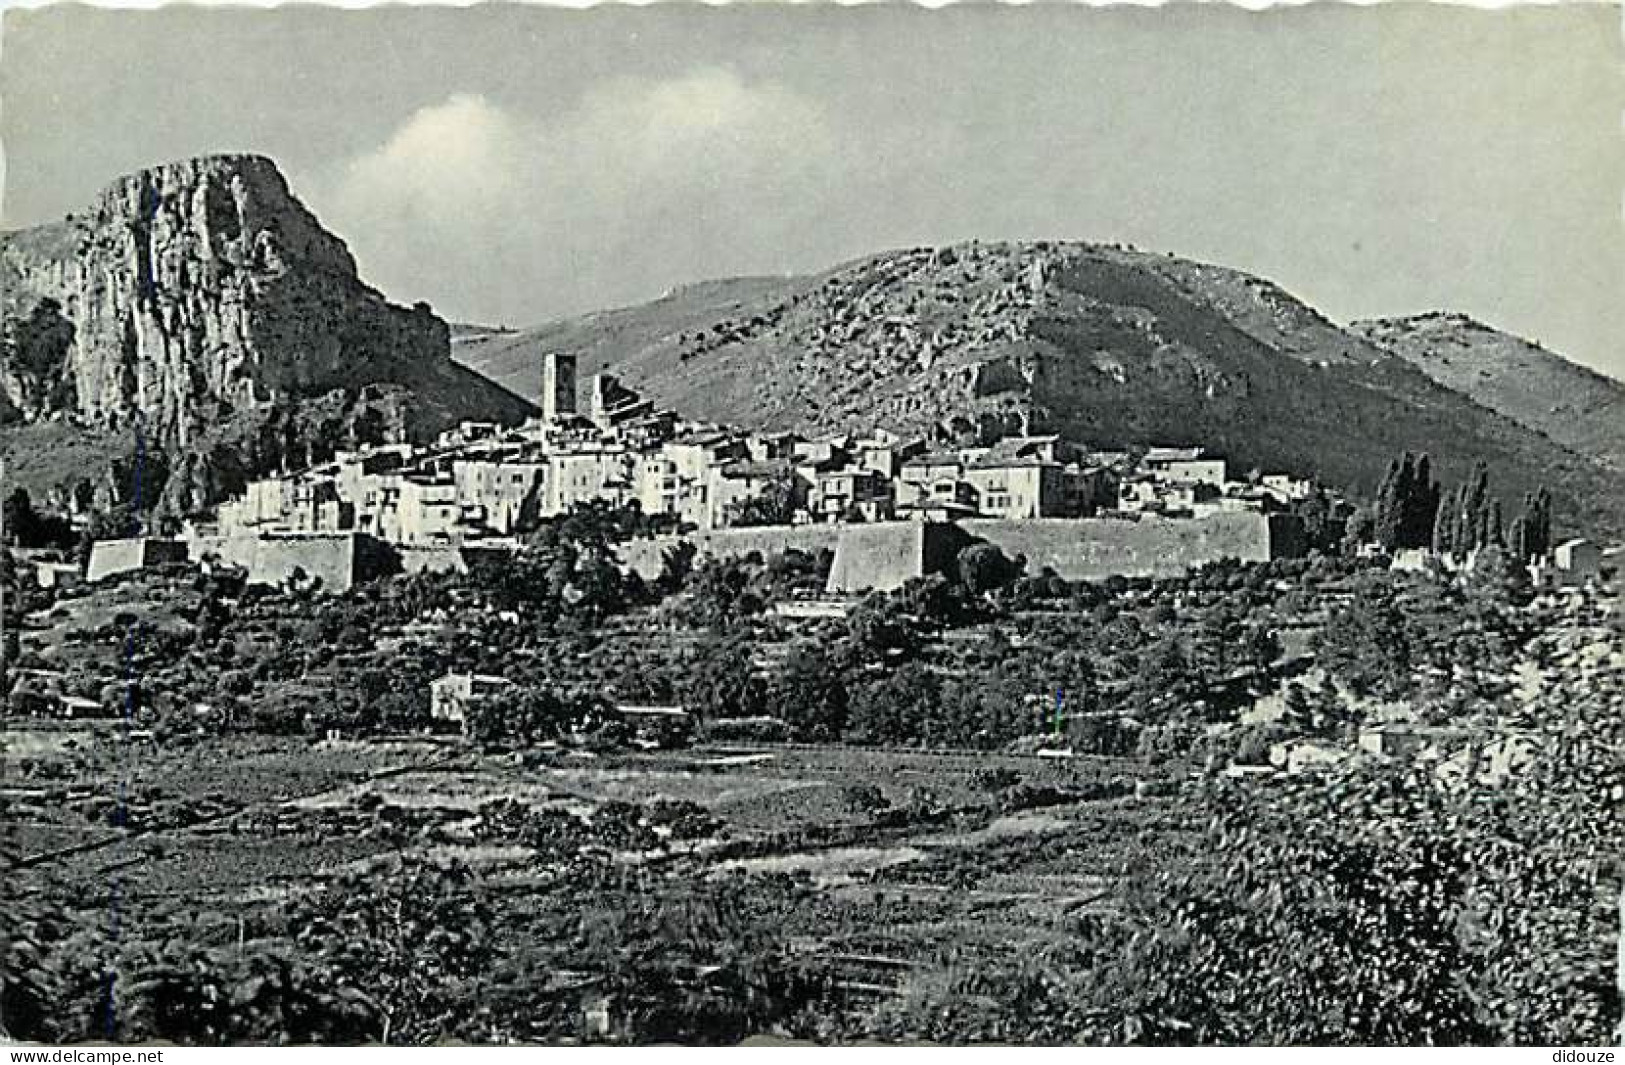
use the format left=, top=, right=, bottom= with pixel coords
left=1, top=154, right=536, bottom=516
left=452, top=276, right=810, bottom=405
left=1351, top=313, right=1625, bottom=473
left=457, top=241, right=1624, bottom=539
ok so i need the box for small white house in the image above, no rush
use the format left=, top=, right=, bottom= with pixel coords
left=1268, top=739, right=1348, bottom=775
left=428, top=672, right=515, bottom=725
left=1553, top=539, right=1601, bottom=578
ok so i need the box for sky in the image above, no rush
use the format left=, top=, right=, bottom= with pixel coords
left=2, top=3, right=1621, bottom=380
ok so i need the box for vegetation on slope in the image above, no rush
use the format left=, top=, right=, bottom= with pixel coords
left=1354, top=312, right=1625, bottom=472
left=456, top=242, right=1625, bottom=539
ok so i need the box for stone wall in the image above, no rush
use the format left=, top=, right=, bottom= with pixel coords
left=960, top=511, right=1294, bottom=581
left=825, top=522, right=971, bottom=593
left=620, top=525, right=847, bottom=582
left=621, top=521, right=946, bottom=593
left=193, top=532, right=394, bottom=592
left=397, top=545, right=469, bottom=576
left=85, top=537, right=189, bottom=582
left=622, top=512, right=1298, bottom=592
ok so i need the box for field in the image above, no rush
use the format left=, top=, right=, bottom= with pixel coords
left=5, top=720, right=1200, bottom=985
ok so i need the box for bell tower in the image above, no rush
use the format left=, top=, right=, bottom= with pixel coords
left=541, top=351, right=578, bottom=421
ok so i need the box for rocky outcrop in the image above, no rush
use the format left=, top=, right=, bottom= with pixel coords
left=1, top=154, right=536, bottom=515
left=1, top=154, right=469, bottom=446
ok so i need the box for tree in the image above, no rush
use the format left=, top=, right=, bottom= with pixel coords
left=674, top=634, right=763, bottom=722
left=1373, top=452, right=1440, bottom=551
left=1243, top=623, right=1282, bottom=673
left=771, top=645, right=848, bottom=741
left=1465, top=545, right=1533, bottom=607
left=844, top=592, right=920, bottom=661
left=1289, top=488, right=1338, bottom=553
left=675, top=557, right=764, bottom=629
left=1403, top=454, right=1442, bottom=549
left=463, top=685, right=577, bottom=747
left=723, top=474, right=799, bottom=528
left=288, top=859, right=495, bottom=1045
left=848, top=662, right=940, bottom=745
left=1342, top=506, right=1374, bottom=554
left=1195, top=605, right=1244, bottom=677
left=1509, top=488, right=1553, bottom=562
left=1132, top=636, right=1192, bottom=714
left=1437, top=461, right=1504, bottom=562
left=657, top=540, right=698, bottom=594
left=956, top=542, right=1022, bottom=597
left=1313, top=578, right=1411, bottom=699
left=1372, top=456, right=1409, bottom=550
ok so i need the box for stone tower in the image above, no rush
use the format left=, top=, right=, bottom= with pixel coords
left=542, top=352, right=578, bottom=421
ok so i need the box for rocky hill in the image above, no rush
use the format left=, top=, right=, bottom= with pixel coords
left=1351, top=313, right=1625, bottom=473
left=456, top=241, right=1625, bottom=538
left=1, top=154, right=535, bottom=515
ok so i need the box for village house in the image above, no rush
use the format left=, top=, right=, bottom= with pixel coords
left=710, top=458, right=804, bottom=528
left=854, top=432, right=927, bottom=479
left=1357, top=722, right=1470, bottom=759
left=394, top=477, right=463, bottom=545
left=586, top=372, right=656, bottom=431
left=452, top=457, right=547, bottom=535
left=963, top=448, right=1067, bottom=519
left=5, top=670, right=112, bottom=719
left=85, top=536, right=190, bottom=583
left=1119, top=477, right=1219, bottom=516
left=635, top=432, right=751, bottom=529
left=897, top=452, right=968, bottom=512
left=1530, top=538, right=1605, bottom=590
left=806, top=463, right=895, bottom=523
left=429, top=672, right=516, bottom=726
left=1554, top=538, right=1602, bottom=579
left=546, top=443, right=635, bottom=517
left=31, top=558, right=82, bottom=590
left=1261, top=473, right=1315, bottom=502
left=1142, top=446, right=1228, bottom=487
left=436, top=420, right=503, bottom=448
left=1268, top=738, right=1350, bottom=775
left=746, top=431, right=805, bottom=464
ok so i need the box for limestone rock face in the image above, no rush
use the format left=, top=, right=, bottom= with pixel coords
left=1, top=154, right=452, bottom=447
left=2, top=155, right=537, bottom=518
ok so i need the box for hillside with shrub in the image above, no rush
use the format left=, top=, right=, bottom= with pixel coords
left=456, top=242, right=1625, bottom=539
left=1354, top=312, right=1625, bottom=472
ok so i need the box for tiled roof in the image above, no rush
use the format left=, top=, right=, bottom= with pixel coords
left=721, top=459, right=794, bottom=480
left=1144, top=446, right=1207, bottom=462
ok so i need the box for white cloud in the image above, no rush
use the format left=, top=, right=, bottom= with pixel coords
left=303, top=69, right=850, bottom=326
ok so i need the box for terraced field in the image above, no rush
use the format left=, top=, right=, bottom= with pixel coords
left=6, top=725, right=1201, bottom=984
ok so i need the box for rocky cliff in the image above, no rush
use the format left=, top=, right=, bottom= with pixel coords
left=1, top=154, right=535, bottom=515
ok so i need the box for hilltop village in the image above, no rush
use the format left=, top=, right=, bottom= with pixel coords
left=75, top=351, right=1328, bottom=592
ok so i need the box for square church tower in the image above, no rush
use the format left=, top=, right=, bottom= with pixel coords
left=542, top=352, right=578, bottom=421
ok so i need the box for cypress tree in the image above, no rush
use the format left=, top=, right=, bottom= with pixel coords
left=1485, top=497, right=1505, bottom=549
left=1462, top=462, right=1491, bottom=555
left=1432, top=490, right=1456, bottom=557
left=1374, top=457, right=1405, bottom=551
left=1508, top=515, right=1530, bottom=563
left=1529, top=487, right=1553, bottom=559
left=1403, top=453, right=1440, bottom=549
